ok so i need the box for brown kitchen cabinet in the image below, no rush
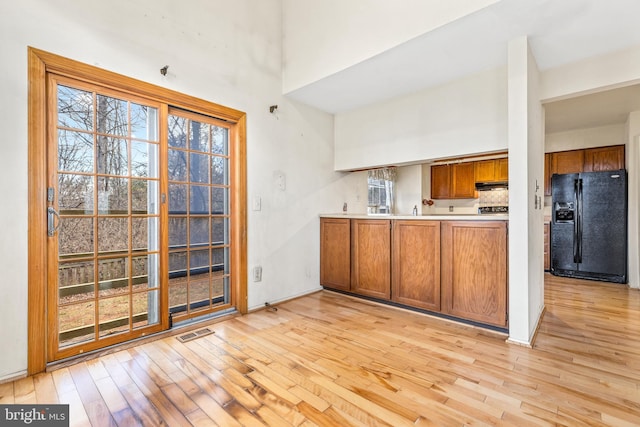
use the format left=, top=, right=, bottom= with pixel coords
left=431, top=163, right=476, bottom=199
left=544, top=145, right=625, bottom=195
left=320, top=218, right=351, bottom=291
left=495, top=158, right=509, bottom=181
left=392, top=220, right=441, bottom=311
left=474, top=158, right=508, bottom=182
left=551, top=148, right=585, bottom=177
left=430, top=164, right=451, bottom=199
left=583, top=145, right=625, bottom=172
left=544, top=153, right=552, bottom=196
left=440, top=221, right=508, bottom=327
left=351, top=219, right=391, bottom=299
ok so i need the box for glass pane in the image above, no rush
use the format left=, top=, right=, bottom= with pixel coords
left=58, top=130, right=93, bottom=173
left=168, top=149, right=187, bottom=181
left=97, top=177, right=128, bottom=214
left=169, top=251, right=187, bottom=275
left=211, top=217, right=228, bottom=245
left=211, top=187, right=227, bottom=215
left=190, top=217, right=209, bottom=246
left=132, top=217, right=149, bottom=251
left=211, top=126, right=228, bottom=155
left=211, top=156, right=227, bottom=185
left=99, top=295, right=130, bottom=337
left=98, top=258, right=129, bottom=297
left=133, top=290, right=159, bottom=328
left=57, top=85, right=93, bottom=131
left=212, top=275, right=224, bottom=299
left=98, top=218, right=129, bottom=252
left=131, top=103, right=158, bottom=142
left=96, top=94, right=128, bottom=136
left=133, top=254, right=159, bottom=290
left=59, top=260, right=95, bottom=304
left=190, top=121, right=210, bottom=152
left=169, top=251, right=188, bottom=312
left=59, top=217, right=94, bottom=256
left=132, top=179, right=159, bottom=214
left=168, top=115, right=187, bottom=148
left=169, top=282, right=187, bottom=313
left=191, top=249, right=210, bottom=270
left=169, top=217, right=187, bottom=247
left=189, top=272, right=210, bottom=308
left=212, top=247, right=229, bottom=274
left=97, top=137, right=127, bottom=176
left=131, top=141, right=158, bottom=178
left=169, top=183, right=187, bottom=214
left=190, top=185, right=209, bottom=214
left=59, top=301, right=95, bottom=347
left=190, top=153, right=210, bottom=184
left=59, top=174, right=94, bottom=214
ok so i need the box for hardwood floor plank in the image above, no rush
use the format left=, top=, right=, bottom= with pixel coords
left=13, top=376, right=36, bottom=404
left=0, top=381, right=14, bottom=404
left=68, top=362, right=117, bottom=427
left=33, top=372, right=59, bottom=404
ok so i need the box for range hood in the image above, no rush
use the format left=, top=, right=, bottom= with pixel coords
left=475, top=181, right=508, bottom=191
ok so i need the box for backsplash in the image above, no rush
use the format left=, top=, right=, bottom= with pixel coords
left=478, top=188, right=509, bottom=207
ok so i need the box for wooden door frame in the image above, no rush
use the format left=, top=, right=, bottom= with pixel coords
left=28, top=47, right=247, bottom=375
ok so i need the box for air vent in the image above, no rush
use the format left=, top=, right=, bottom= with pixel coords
left=176, top=327, right=214, bottom=343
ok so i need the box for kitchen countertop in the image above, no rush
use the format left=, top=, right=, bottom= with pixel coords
left=320, top=213, right=508, bottom=221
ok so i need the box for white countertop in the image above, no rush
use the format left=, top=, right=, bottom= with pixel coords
left=320, top=213, right=508, bottom=221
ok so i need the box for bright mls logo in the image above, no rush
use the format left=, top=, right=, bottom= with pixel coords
left=0, top=405, right=69, bottom=426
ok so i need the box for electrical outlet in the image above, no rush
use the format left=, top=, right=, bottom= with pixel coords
left=253, top=266, right=262, bottom=282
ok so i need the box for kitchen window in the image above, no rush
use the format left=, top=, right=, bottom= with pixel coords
left=367, top=167, right=396, bottom=214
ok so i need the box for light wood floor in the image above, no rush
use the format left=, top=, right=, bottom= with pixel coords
left=2, top=274, right=640, bottom=426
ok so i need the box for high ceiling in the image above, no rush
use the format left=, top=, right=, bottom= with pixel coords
left=285, top=0, right=640, bottom=133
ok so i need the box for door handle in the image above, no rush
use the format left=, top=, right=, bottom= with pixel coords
left=47, top=206, right=61, bottom=237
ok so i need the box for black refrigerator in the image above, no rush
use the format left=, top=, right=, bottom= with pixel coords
left=551, top=170, right=627, bottom=284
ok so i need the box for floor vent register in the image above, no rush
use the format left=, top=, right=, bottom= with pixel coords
left=176, top=328, right=214, bottom=343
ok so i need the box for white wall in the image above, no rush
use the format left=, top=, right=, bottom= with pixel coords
left=395, top=165, right=423, bottom=215
left=627, top=112, right=640, bottom=289
left=0, top=0, right=351, bottom=381
left=541, top=45, right=640, bottom=102
left=282, top=0, right=498, bottom=93
left=545, top=124, right=626, bottom=153
left=507, top=37, right=545, bottom=346
left=334, top=67, right=508, bottom=171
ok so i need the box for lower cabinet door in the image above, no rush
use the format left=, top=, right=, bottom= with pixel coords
left=320, top=218, right=351, bottom=291
left=351, top=219, right=391, bottom=299
left=392, top=220, right=441, bottom=311
left=441, top=221, right=508, bottom=327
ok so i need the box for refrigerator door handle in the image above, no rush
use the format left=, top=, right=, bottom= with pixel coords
left=576, top=178, right=583, bottom=264
left=573, top=179, right=580, bottom=264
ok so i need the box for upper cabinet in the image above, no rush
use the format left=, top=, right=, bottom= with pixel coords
left=474, top=158, right=508, bottom=183
left=551, top=149, right=584, bottom=175
left=544, top=145, right=625, bottom=195
left=431, top=163, right=476, bottom=199
left=583, top=145, right=625, bottom=172
left=430, top=164, right=451, bottom=199
left=451, top=163, right=476, bottom=198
